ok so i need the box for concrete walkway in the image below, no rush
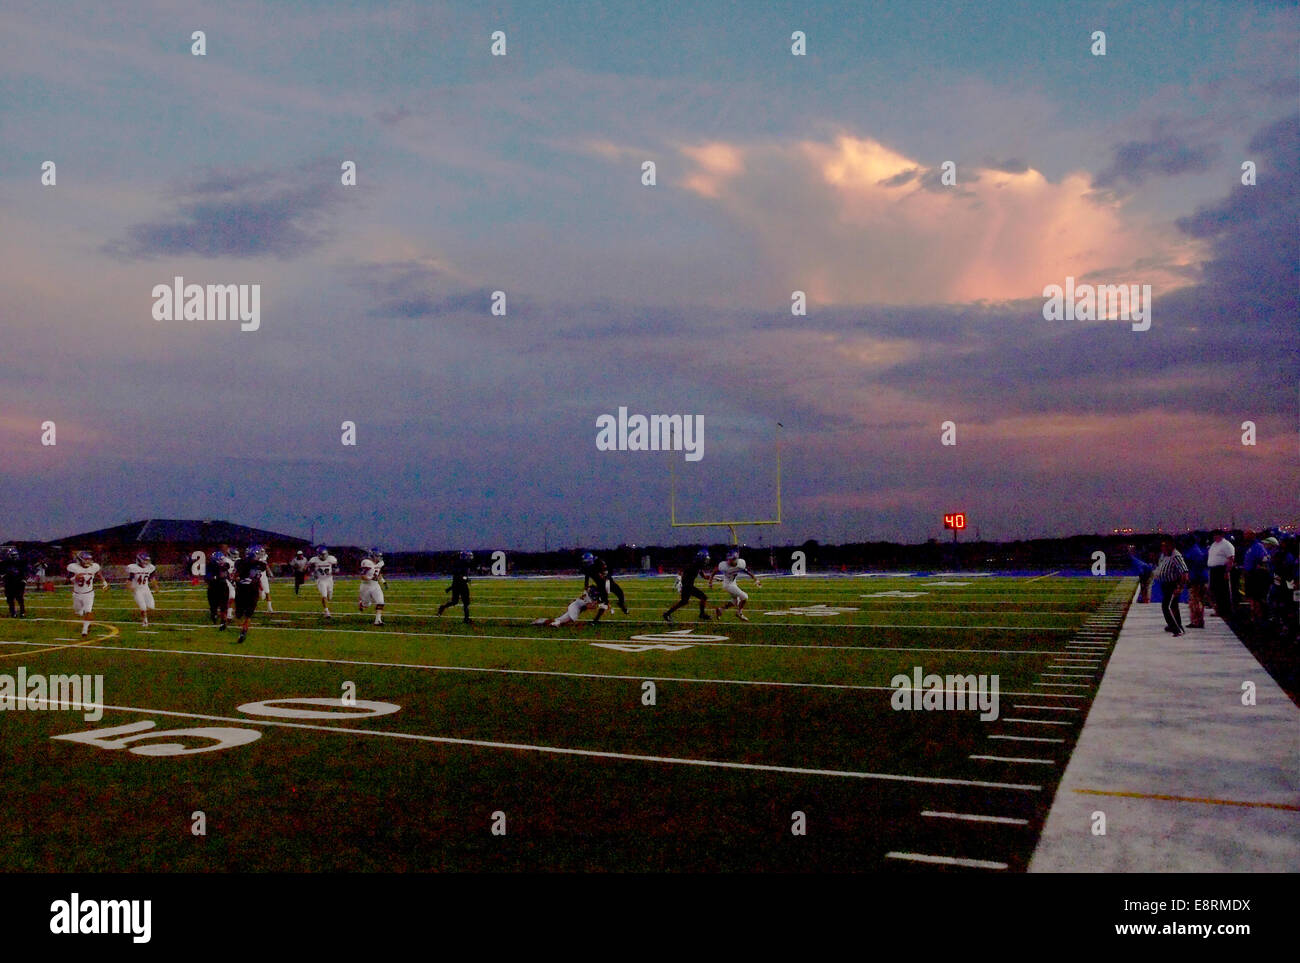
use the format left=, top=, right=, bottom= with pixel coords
left=1030, top=591, right=1300, bottom=872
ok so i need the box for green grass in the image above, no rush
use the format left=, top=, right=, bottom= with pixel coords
left=0, top=573, right=1134, bottom=872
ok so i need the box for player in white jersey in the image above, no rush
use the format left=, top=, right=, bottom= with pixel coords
left=257, top=552, right=274, bottom=613
left=308, top=546, right=338, bottom=618
left=125, top=551, right=157, bottom=627
left=66, top=551, right=109, bottom=637
left=532, top=584, right=608, bottom=628
left=358, top=550, right=386, bottom=625
left=224, top=547, right=241, bottom=623
left=710, top=549, right=761, bottom=621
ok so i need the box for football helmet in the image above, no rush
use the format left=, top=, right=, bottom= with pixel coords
left=581, top=552, right=595, bottom=566
left=136, top=552, right=151, bottom=566
left=76, top=551, right=93, bottom=565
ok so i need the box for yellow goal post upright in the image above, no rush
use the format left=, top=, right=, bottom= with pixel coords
left=669, top=424, right=783, bottom=547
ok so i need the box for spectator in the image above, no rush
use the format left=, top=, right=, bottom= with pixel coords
left=1152, top=537, right=1188, bottom=636
left=1182, top=535, right=1208, bottom=629
left=1240, top=530, right=1271, bottom=627
left=1206, top=529, right=1234, bottom=619
left=1128, top=546, right=1154, bottom=602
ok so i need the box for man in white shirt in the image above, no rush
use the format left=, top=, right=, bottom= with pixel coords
left=709, top=548, right=761, bottom=622
left=358, top=550, right=386, bottom=625
left=125, top=551, right=157, bottom=628
left=1206, top=530, right=1235, bottom=619
left=308, top=546, right=338, bottom=619
left=67, top=551, right=109, bottom=637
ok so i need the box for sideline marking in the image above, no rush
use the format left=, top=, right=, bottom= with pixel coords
left=1074, top=789, right=1300, bottom=812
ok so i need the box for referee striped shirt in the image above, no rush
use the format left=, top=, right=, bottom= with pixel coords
left=1153, top=550, right=1188, bottom=583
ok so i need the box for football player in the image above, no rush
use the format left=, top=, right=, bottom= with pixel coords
left=290, top=549, right=308, bottom=594
left=307, top=545, right=338, bottom=618
left=662, top=548, right=713, bottom=622
left=67, top=550, right=109, bottom=637
left=206, top=549, right=231, bottom=627
left=232, top=545, right=269, bottom=644
left=258, top=551, right=274, bottom=613
left=582, top=552, right=628, bottom=615
left=358, top=549, right=387, bottom=625
left=125, top=551, right=157, bottom=627
left=710, top=548, right=761, bottom=621
left=533, top=581, right=608, bottom=627
left=223, top=548, right=240, bottom=623
left=437, top=550, right=473, bottom=623
left=2, top=547, right=27, bottom=618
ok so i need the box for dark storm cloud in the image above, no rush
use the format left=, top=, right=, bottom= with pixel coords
left=1094, top=133, right=1218, bottom=188
left=104, top=163, right=342, bottom=260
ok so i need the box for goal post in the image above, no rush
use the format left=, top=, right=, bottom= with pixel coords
left=669, top=427, right=782, bottom=546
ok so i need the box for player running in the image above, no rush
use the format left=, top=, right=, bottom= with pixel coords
left=258, top=552, right=275, bottom=613
left=206, top=549, right=231, bottom=627
left=663, top=549, right=713, bottom=622
left=710, top=548, right=761, bottom=621
left=359, top=549, right=387, bottom=625
left=223, top=548, right=240, bottom=623
left=437, top=550, right=474, bottom=623
left=125, top=551, right=157, bottom=627
left=533, top=581, right=609, bottom=627
left=290, top=550, right=308, bottom=594
left=66, top=551, right=109, bottom=637
left=582, top=552, right=628, bottom=615
left=308, top=545, right=338, bottom=618
left=232, top=545, right=269, bottom=644
left=2, top=547, right=27, bottom=618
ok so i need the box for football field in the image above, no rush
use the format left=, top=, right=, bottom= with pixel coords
left=0, top=573, right=1134, bottom=872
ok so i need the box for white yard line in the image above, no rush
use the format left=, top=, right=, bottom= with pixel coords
left=11, top=694, right=1043, bottom=792
left=0, top=640, right=1064, bottom=698
left=921, top=811, right=1029, bottom=825
left=885, top=852, right=1007, bottom=870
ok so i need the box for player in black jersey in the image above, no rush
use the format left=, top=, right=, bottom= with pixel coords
left=663, top=549, right=713, bottom=622
left=2, top=547, right=27, bottom=617
left=437, top=550, right=474, bottom=622
left=582, top=552, right=628, bottom=615
left=206, top=549, right=232, bottom=627
left=232, top=545, right=269, bottom=644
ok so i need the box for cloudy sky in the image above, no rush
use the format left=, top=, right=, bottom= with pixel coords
left=1, top=0, right=1296, bottom=550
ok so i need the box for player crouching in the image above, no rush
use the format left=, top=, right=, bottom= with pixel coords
left=67, top=551, right=109, bottom=637
left=125, top=552, right=157, bottom=628
left=533, top=582, right=609, bottom=627
left=359, top=549, right=387, bottom=625
left=710, top=548, right=761, bottom=621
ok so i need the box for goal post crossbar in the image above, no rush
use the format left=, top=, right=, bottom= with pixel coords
left=669, top=441, right=782, bottom=546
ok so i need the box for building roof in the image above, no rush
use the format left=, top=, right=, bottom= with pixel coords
left=47, top=519, right=310, bottom=547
